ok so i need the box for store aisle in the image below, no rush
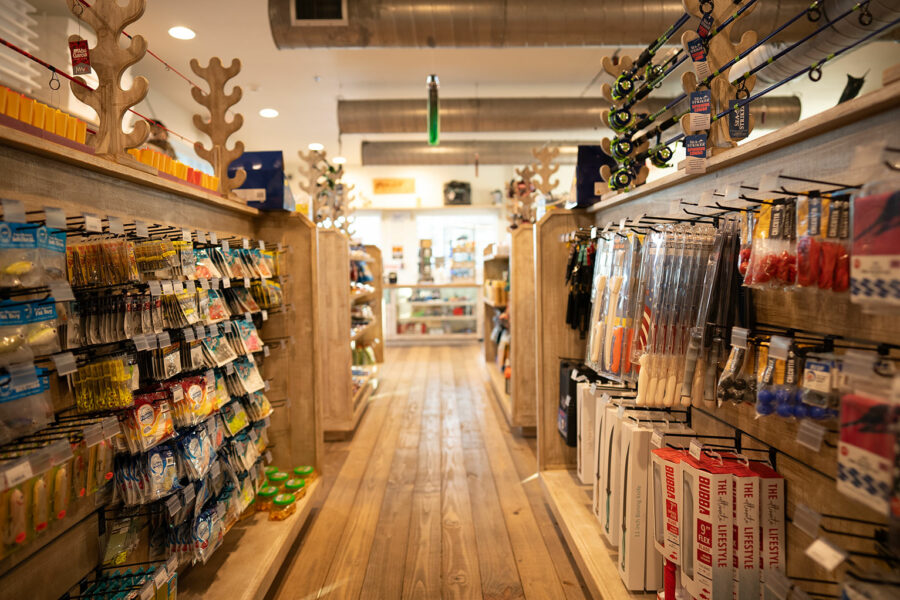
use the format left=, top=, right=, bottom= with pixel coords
left=268, top=345, right=589, bottom=600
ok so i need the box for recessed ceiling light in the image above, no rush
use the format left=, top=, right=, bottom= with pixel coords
left=333, top=156, right=346, bottom=164
left=168, top=26, right=195, bottom=40
left=259, top=108, right=279, bottom=118
left=308, top=143, right=324, bottom=151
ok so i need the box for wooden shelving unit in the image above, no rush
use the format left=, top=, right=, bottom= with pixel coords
left=531, top=83, right=900, bottom=598
left=385, top=283, right=481, bottom=344
left=0, top=123, right=324, bottom=599
left=179, top=479, right=321, bottom=600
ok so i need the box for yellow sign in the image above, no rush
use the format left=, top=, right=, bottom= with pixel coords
left=373, top=178, right=416, bottom=195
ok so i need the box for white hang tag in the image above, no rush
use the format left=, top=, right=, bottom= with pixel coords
left=51, top=352, right=77, bottom=376
left=699, top=190, right=715, bottom=207
left=48, top=280, right=75, bottom=302
left=684, top=157, right=707, bottom=175
left=161, top=280, right=174, bottom=295
left=209, top=231, right=218, bottom=245
left=769, top=336, right=792, bottom=361
left=83, top=213, right=102, bottom=232
left=149, top=281, right=162, bottom=296
left=173, top=281, right=184, bottom=293
left=135, top=220, right=149, bottom=238
left=618, top=217, right=627, bottom=232
left=1, top=199, right=25, bottom=223
left=796, top=419, right=827, bottom=452
left=689, top=438, right=703, bottom=460
left=261, top=310, right=268, bottom=321
left=133, top=334, right=151, bottom=351
left=723, top=182, right=742, bottom=203
left=186, top=280, right=196, bottom=293
left=805, top=538, right=847, bottom=572
left=263, top=345, right=270, bottom=357
left=242, top=238, right=250, bottom=250
left=196, top=230, right=208, bottom=244
left=222, top=240, right=230, bottom=253
left=157, top=332, right=171, bottom=348
left=44, top=206, right=66, bottom=230
left=730, top=327, right=749, bottom=349
left=243, top=277, right=251, bottom=288
left=258, top=240, right=266, bottom=250
left=107, top=215, right=125, bottom=236
left=183, top=327, right=196, bottom=343
left=199, top=278, right=209, bottom=290
left=222, top=278, right=231, bottom=289
left=181, top=228, right=192, bottom=243
left=651, top=429, right=664, bottom=448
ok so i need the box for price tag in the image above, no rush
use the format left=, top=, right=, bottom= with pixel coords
left=1, top=199, right=25, bottom=223
left=148, top=280, right=162, bottom=296
left=186, top=280, right=196, bottom=293
left=758, top=172, right=780, bottom=194
left=796, top=419, right=827, bottom=452
left=199, top=278, right=209, bottom=290
left=263, top=345, right=270, bottom=357
left=261, top=309, right=268, bottom=322
left=196, top=230, right=207, bottom=244
left=277, top=242, right=283, bottom=252
left=617, top=404, right=625, bottom=418
left=2, top=459, right=33, bottom=489
left=699, top=190, right=715, bottom=207
left=259, top=240, right=266, bottom=250
left=48, top=280, right=75, bottom=302
left=167, top=554, right=178, bottom=576
left=769, top=336, right=792, bottom=361
left=685, top=157, right=707, bottom=175
left=171, top=386, right=184, bottom=402
left=157, top=332, right=171, bottom=348
left=265, top=451, right=273, bottom=463
left=161, top=280, right=174, bottom=295
left=44, top=206, right=66, bottom=230
left=83, top=213, right=102, bottom=232
left=728, top=99, right=750, bottom=140
left=181, top=228, right=192, bottom=242
left=51, top=352, right=77, bottom=376
left=805, top=538, right=847, bottom=572
left=153, top=566, right=169, bottom=588
left=222, top=278, right=231, bottom=289
left=207, top=325, right=217, bottom=338
left=135, top=220, right=149, bottom=238
left=107, top=215, right=125, bottom=236
left=173, top=281, right=184, bottom=293
left=195, top=325, right=206, bottom=340
left=724, top=182, right=742, bottom=203
left=243, top=277, right=251, bottom=288
left=792, top=503, right=822, bottom=538
left=210, top=231, right=218, bottom=244
left=183, top=327, right=196, bottom=343
left=689, top=438, right=703, bottom=460
left=651, top=429, right=664, bottom=448
left=222, top=320, right=232, bottom=333
left=264, top=380, right=271, bottom=392
left=221, top=240, right=230, bottom=253
left=687, top=37, right=711, bottom=80
left=731, top=327, right=749, bottom=349
left=140, top=582, right=155, bottom=600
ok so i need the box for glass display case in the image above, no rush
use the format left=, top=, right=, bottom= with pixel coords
left=385, top=284, right=481, bottom=344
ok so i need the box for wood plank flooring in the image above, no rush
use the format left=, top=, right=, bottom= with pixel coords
left=268, top=345, right=590, bottom=600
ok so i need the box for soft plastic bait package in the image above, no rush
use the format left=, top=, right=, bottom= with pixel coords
left=0, top=222, right=40, bottom=289
left=36, top=226, right=66, bottom=282
left=800, top=355, right=840, bottom=420
left=120, top=393, right=175, bottom=454
left=0, top=367, right=53, bottom=444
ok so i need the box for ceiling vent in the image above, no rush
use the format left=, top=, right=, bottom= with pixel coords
left=292, top=0, right=347, bottom=25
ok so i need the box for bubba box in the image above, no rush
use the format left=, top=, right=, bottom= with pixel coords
left=651, top=448, right=686, bottom=565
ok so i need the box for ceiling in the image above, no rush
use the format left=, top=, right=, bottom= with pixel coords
left=27, top=0, right=899, bottom=176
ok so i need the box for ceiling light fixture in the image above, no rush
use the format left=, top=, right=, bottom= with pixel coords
left=259, top=108, right=279, bottom=118
left=167, top=26, right=196, bottom=40
left=308, top=143, right=324, bottom=152
left=333, top=156, right=346, bottom=164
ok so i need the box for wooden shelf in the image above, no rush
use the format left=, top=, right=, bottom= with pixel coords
left=386, top=283, right=480, bottom=289
left=357, top=205, right=503, bottom=213
left=406, top=300, right=476, bottom=307
left=351, top=321, right=375, bottom=341
left=483, top=299, right=507, bottom=309
left=485, top=363, right=513, bottom=424
left=351, top=290, right=376, bottom=303
left=398, top=315, right=476, bottom=322
left=0, top=122, right=256, bottom=217
left=179, top=478, right=321, bottom=600
left=540, top=470, right=654, bottom=600
left=388, top=332, right=479, bottom=345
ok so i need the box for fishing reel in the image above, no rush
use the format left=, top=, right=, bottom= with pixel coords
left=607, top=165, right=635, bottom=192
left=649, top=144, right=674, bottom=168
left=611, top=72, right=635, bottom=102
left=610, top=137, right=635, bottom=162
left=608, top=107, right=634, bottom=132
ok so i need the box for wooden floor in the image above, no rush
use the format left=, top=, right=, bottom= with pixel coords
left=267, top=344, right=590, bottom=600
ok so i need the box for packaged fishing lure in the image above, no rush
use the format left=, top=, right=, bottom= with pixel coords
left=0, top=221, right=40, bottom=290
left=851, top=186, right=900, bottom=312
left=119, top=393, right=175, bottom=454
left=744, top=200, right=797, bottom=289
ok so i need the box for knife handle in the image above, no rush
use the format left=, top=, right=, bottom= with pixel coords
left=664, top=355, right=678, bottom=406
left=704, top=342, right=720, bottom=405
left=590, top=321, right=602, bottom=363
left=680, top=334, right=700, bottom=398
left=636, top=353, right=650, bottom=404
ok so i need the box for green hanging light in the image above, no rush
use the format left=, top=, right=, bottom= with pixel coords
left=426, top=74, right=439, bottom=146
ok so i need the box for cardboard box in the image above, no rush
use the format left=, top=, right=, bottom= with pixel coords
left=591, top=395, right=607, bottom=521
left=680, top=455, right=734, bottom=600
left=749, top=462, right=784, bottom=600
left=597, top=404, right=625, bottom=547
left=651, top=448, right=685, bottom=565
left=577, top=383, right=599, bottom=485
left=617, top=419, right=662, bottom=591
left=731, top=463, right=760, bottom=600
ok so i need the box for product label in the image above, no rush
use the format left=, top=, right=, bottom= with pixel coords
left=728, top=99, right=750, bottom=139
left=802, top=359, right=832, bottom=393
left=687, top=38, right=711, bottom=80
left=769, top=205, right=784, bottom=239
left=827, top=203, right=840, bottom=239
left=684, top=134, right=708, bottom=158
left=0, top=222, right=36, bottom=249
left=68, top=38, right=91, bottom=75
left=690, top=91, right=712, bottom=131
left=838, top=201, right=850, bottom=240
left=36, top=226, right=66, bottom=253
left=808, top=198, right=822, bottom=236
left=697, top=12, right=714, bottom=38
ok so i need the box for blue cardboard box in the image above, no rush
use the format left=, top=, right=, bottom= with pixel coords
left=228, top=151, right=295, bottom=211
left=570, top=145, right=617, bottom=208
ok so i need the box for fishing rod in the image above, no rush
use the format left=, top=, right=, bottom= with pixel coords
left=609, top=0, right=762, bottom=133
left=610, top=12, right=692, bottom=101
left=609, top=0, right=871, bottom=163
left=606, top=13, right=900, bottom=191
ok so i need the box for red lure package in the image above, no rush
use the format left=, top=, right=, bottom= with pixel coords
left=796, top=196, right=850, bottom=292
left=743, top=200, right=797, bottom=289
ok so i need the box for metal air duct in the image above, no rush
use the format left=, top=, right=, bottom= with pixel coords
left=270, top=0, right=828, bottom=48
left=361, top=140, right=581, bottom=166
left=731, top=0, right=900, bottom=83
left=339, top=96, right=802, bottom=133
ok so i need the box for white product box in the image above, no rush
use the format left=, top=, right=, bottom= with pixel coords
left=680, top=455, right=734, bottom=600
left=577, top=383, right=599, bottom=485
left=731, top=463, right=760, bottom=600
left=651, top=448, right=685, bottom=565
left=597, top=404, right=624, bottom=547
left=617, top=419, right=662, bottom=591
left=750, top=462, right=784, bottom=600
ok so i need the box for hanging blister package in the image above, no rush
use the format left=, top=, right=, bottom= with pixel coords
left=120, top=393, right=175, bottom=454
left=744, top=200, right=797, bottom=289
left=0, top=221, right=41, bottom=289
left=585, top=233, right=611, bottom=371
left=851, top=188, right=900, bottom=312
left=0, top=367, right=52, bottom=444
left=800, top=354, right=840, bottom=421
left=36, top=226, right=66, bottom=282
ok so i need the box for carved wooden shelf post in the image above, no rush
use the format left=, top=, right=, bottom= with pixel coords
left=190, top=57, right=247, bottom=196
left=532, top=145, right=561, bottom=197
left=511, top=164, right=537, bottom=226
left=299, top=149, right=326, bottom=221
left=66, top=0, right=149, bottom=163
